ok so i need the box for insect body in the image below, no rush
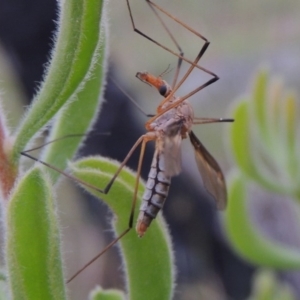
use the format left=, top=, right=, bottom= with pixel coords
left=136, top=72, right=194, bottom=236
left=134, top=71, right=228, bottom=237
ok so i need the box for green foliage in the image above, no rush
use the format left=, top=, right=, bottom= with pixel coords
left=7, top=167, right=66, bottom=299
left=41, top=22, right=107, bottom=183
left=89, top=286, right=126, bottom=300
left=248, top=269, right=296, bottom=300
left=11, top=0, right=106, bottom=163
left=0, top=0, right=175, bottom=298
left=0, top=0, right=107, bottom=298
left=225, top=70, right=300, bottom=269
left=70, top=157, right=175, bottom=300
left=226, top=174, right=300, bottom=268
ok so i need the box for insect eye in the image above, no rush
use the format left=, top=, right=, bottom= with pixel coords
left=159, top=84, right=168, bottom=96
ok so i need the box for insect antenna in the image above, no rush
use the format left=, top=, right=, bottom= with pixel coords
left=109, top=76, right=155, bottom=117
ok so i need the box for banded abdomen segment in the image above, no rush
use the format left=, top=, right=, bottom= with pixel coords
left=136, top=149, right=171, bottom=237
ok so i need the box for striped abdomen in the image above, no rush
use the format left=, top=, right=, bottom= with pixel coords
left=136, top=149, right=171, bottom=237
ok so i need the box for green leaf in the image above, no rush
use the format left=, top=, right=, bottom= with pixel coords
left=252, top=69, right=268, bottom=141
left=266, top=77, right=282, bottom=152
left=12, top=0, right=105, bottom=162
left=225, top=172, right=300, bottom=269
left=230, top=98, right=291, bottom=194
left=230, top=100, right=256, bottom=177
left=89, top=286, right=125, bottom=300
left=6, top=167, right=66, bottom=300
left=282, top=93, right=299, bottom=183
left=250, top=270, right=277, bottom=300
left=284, top=93, right=297, bottom=155
left=70, top=156, right=175, bottom=300
left=249, top=269, right=296, bottom=300
left=41, top=16, right=108, bottom=183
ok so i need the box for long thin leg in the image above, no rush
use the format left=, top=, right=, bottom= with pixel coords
left=144, top=1, right=183, bottom=88
left=21, top=134, right=149, bottom=195
left=126, top=0, right=183, bottom=88
left=147, top=75, right=218, bottom=128
left=125, top=0, right=217, bottom=79
left=66, top=135, right=150, bottom=283
left=21, top=133, right=110, bottom=153
left=145, top=44, right=218, bottom=128
left=67, top=228, right=130, bottom=283
left=22, top=134, right=88, bottom=152
left=193, top=118, right=234, bottom=125
left=126, top=0, right=220, bottom=129
left=157, top=41, right=214, bottom=107
left=21, top=133, right=153, bottom=282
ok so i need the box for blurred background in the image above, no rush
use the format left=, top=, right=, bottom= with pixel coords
left=0, top=0, right=300, bottom=299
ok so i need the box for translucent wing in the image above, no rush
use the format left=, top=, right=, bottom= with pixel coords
left=189, top=130, right=227, bottom=210
left=161, top=120, right=183, bottom=177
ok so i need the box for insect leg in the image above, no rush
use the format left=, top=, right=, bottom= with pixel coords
left=145, top=45, right=218, bottom=129
left=126, top=0, right=183, bottom=87
left=21, top=134, right=147, bottom=195
left=66, top=227, right=130, bottom=283
left=66, top=134, right=153, bottom=283
left=144, top=1, right=183, bottom=88
left=193, top=118, right=234, bottom=125
left=125, top=0, right=216, bottom=78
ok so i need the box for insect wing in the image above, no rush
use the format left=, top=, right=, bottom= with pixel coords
left=189, top=130, right=227, bottom=210
left=162, top=121, right=183, bottom=177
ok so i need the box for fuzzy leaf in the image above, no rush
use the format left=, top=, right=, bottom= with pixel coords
left=282, top=93, right=299, bottom=183
left=230, top=100, right=257, bottom=177
left=252, top=70, right=268, bottom=141
left=225, top=172, right=300, bottom=269
left=70, top=156, right=175, bottom=300
left=89, top=286, right=125, bottom=300
left=12, top=0, right=105, bottom=162
left=6, top=167, right=65, bottom=300
left=41, top=14, right=108, bottom=183
left=230, top=97, right=291, bottom=194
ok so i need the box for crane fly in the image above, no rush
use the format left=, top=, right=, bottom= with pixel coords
left=134, top=71, right=230, bottom=237
left=21, top=0, right=233, bottom=283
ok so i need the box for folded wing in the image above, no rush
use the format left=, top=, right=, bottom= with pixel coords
left=161, top=120, right=183, bottom=177
left=189, top=130, right=227, bottom=210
